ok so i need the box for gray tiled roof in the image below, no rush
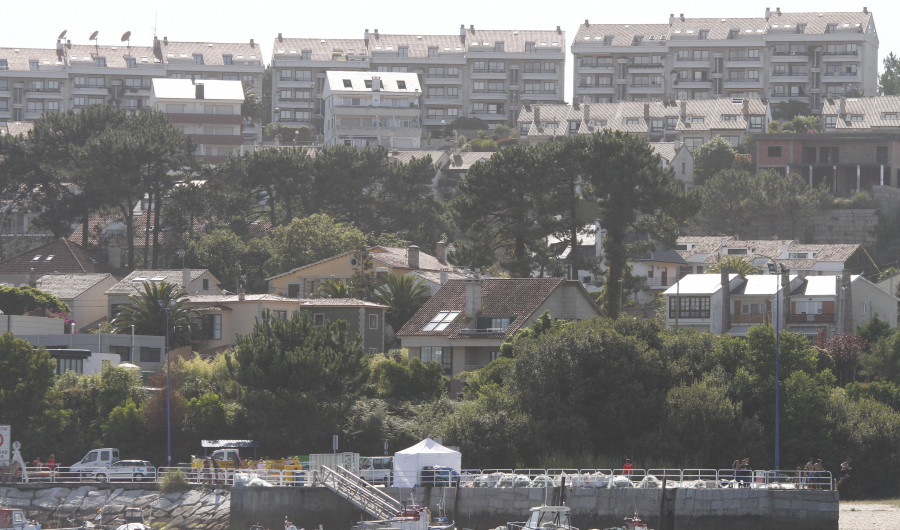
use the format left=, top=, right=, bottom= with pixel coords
left=574, top=24, right=672, bottom=47
left=0, top=238, right=114, bottom=275
left=106, top=269, right=211, bottom=295
left=822, top=96, right=900, bottom=130
left=35, top=273, right=113, bottom=300
left=161, top=41, right=263, bottom=66
left=676, top=236, right=860, bottom=268
left=272, top=38, right=368, bottom=62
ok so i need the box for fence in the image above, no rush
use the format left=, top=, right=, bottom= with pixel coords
left=6, top=466, right=833, bottom=491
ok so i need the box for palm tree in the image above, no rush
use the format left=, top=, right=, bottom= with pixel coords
left=707, top=255, right=759, bottom=277
left=112, top=281, right=196, bottom=347
left=317, top=278, right=351, bottom=298
left=373, top=274, right=431, bottom=333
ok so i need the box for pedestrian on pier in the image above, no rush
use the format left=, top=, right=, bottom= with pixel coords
left=622, top=458, right=633, bottom=476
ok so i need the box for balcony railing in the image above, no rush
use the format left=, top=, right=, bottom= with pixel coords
left=789, top=313, right=834, bottom=324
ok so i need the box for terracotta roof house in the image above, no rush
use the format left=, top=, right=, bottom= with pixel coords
left=34, top=273, right=117, bottom=330
left=0, top=238, right=115, bottom=286
left=267, top=244, right=454, bottom=298
left=184, top=294, right=387, bottom=354
left=397, top=277, right=601, bottom=376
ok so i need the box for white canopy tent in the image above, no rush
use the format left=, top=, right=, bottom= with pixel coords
left=392, top=438, right=461, bottom=487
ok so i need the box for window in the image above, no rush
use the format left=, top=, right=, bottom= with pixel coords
left=398, top=46, right=408, bottom=58
left=489, top=61, right=505, bottom=72
left=27, top=101, right=43, bottom=112
left=693, top=50, right=709, bottom=61
left=222, top=54, right=233, bottom=65
left=29, top=59, right=39, bottom=70
left=666, top=117, right=678, bottom=130
left=420, top=346, right=452, bottom=374
left=428, top=46, right=438, bottom=58
left=313, top=313, right=325, bottom=326
left=110, top=345, right=131, bottom=363
left=624, top=117, right=641, bottom=125
left=423, top=311, right=460, bottom=331
left=368, top=314, right=378, bottom=329
left=473, top=61, right=486, bottom=72
left=684, top=137, right=704, bottom=151
left=296, top=70, right=312, bottom=81
left=749, top=116, right=763, bottom=129
left=768, top=146, right=783, bottom=157
left=140, top=347, right=161, bottom=363
left=280, top=69, right=293, bottom=79
left=668, top=296, right=711, bottom=319
left=525, top=42, right=536, bottom=53
left=0, top=59, right=7, bottom=70
left=202, top=314, right=222, bottom=340
left=193, top=53, right=204, bottom=64
left=494, top=41, right=505, bottom=52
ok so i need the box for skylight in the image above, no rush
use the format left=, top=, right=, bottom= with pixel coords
left=423, top=311, right=460, bottom=331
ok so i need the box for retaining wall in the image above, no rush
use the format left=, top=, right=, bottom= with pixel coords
left=231, top=486, right=838, bottom=530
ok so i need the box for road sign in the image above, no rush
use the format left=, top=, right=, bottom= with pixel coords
left=0, top=425, right=10, bottom=466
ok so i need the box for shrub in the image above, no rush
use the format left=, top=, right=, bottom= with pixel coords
left=160, top=469, right=190, bottom=493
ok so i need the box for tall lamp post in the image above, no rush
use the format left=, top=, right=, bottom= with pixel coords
left=768, top=259, right=788, bottom=471
left=160, top=301, right=173, bottom=467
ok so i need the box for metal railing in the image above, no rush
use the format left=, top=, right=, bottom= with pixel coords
left=4, top=466, right=833, bottom=491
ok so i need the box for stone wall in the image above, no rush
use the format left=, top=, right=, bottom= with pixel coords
left=231, top=486, right=838, bottom=530
left=0, top=484, right=230, bottom=529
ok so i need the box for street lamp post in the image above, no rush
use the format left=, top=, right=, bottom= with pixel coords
left=160, top=302, right=173, bottom=467
left=768, top=259, right=788, bottom=472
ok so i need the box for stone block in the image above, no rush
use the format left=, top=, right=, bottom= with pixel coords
left=35, top=487, right=70, bottom=499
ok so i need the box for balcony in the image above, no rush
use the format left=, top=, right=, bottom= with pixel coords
left=732, top=314, right=768, bottom=325
left=577, top=64, right=615, bottom=74
left=789, top=313, right=834, bottom=324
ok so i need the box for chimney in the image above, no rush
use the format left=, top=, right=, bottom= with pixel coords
left=465, top=276, right=482, bottom=317
left=839, top=97, right=847, bottom=117
left=66, top=39, right=72, bottom=49
left=680, top=13, right=685, bottom=22
left=408, top=245, right=420, bottom=269
left=557, top=26, right=562, bottom=34
left=765, top=7, right=771, bottom=20
left=460, top=24, right=466, bottom=44
left=470, top=24, right=475, bottom=32
left=364, top=29, right=370, bottom=45
left=436, top=240, right=448, bottom=262
left=742, top=98, right=750, bottom=114
left=183, top=268, right=191, bottom=290
left=863, top=7, right=868, bottom=15
left=534, top=105, right=541, bottom=124
left=721, top=271, right=731, bottom=334
left=195, top=83, right=204, bottom=100
left=584, top=103, right=591, bottom=124
left=278, top=33, right=283, bottom=42
left=108, top=242, right=121, bottom=269
left=776, top=7, right=781, bottom=16
left=250, top=38, right=255, bottom=47
left=669, top=14, right=675, bottom=25
left=163, top=36, right=168, bottom=45
left=374, top=28, right=379, bottom=39
left=679, top=100, right=687, bottom=118
left=585, top=19, right=590, bottom=27
left=643, top=102, right=650, bottom=121
left=841, top=270, right=853, bottom=334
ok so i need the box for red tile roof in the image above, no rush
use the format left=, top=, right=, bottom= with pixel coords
left=0, top=238, right=115, bottom=275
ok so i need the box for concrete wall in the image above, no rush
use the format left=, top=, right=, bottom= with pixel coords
left=231, top=486, right=838, bottom=530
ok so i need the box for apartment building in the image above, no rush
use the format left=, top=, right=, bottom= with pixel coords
left=271, top=25, right=565, bottom=137
left=571, top=8, right=877, bottom=109
left=0, top=35, right=264, bottom=138
left=151, top=78, right=245, bottom=162
left=323, top=71, right=421, bottom=148
left=516, top=96, right=768, bottom=149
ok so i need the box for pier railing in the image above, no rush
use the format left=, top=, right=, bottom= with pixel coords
left=6, top=466, right=834, bottom=491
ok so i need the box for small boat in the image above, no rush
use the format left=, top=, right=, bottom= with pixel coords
left=353, top=503, right=454, bottom=530
left=500, top=505, right=577, bottom=530
left=601, top=512, right=651, bottom=530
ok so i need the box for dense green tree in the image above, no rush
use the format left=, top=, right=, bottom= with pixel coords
left=856, top=315, right=892, bottom=346
left=664, top=381, right=744, bottom=466
left=264, top=213, right=368, bottom=275
left=770, top=100, right=814, bottom=121
left=692, top=137, right=738, bottom=186
left=581, top=131, right=697, bottom=317
left=768, top=116, right=823, bottom=133
left=699, top=169, right=760, bottom=236
left=0, top=285, right=70, bottom=316
left=377, top=155, right=447, bottom=247
left=879, top=52, right=900, bottom=96
left=102, top=399, right=149, bottom=458
left=312, top=146, right=390, bottom=234
left=370, top=355, right=445, bottom=402
left=755, top=170, right=828, bottom=239
left=0, top=333, right=58, bottom=454
left=859, top=330, right=900, bottom=383
left=111, top=281, right=196, bottom=347
left=226, top=310, right=370, bottom=453
left=187, top=229, right=254, bottom=293
left=452, top=145, right=552, bottom=276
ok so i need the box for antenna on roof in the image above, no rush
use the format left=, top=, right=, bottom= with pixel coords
left=89, top=30, right=99, bottom=54
left=58, top=29, right=68, bottom=40
left=56, top=30, right=68, bottom=62
left=121, top=31, right=132, bottom=53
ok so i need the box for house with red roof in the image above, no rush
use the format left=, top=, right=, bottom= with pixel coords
left=0, top=238, right=115, bottom=287
left=396, top=277, right=601, bottom=376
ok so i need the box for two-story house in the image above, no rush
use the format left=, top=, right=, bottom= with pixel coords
left=105, top=268, right=222, bottom=319
left=396, top=277, right=602, bottom=377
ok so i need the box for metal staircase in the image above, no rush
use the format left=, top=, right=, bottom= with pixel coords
left=317, top=465, right=401, bottom=519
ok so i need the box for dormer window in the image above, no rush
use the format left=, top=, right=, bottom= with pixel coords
left=603, top=35, right=614, bottom=46
left=632, top=36, right=643, bottom=45
left=476, top=316, right=513, bottom=332
left=222, top=54, right=233, bottom=65
left=193, top=53, right=204, bottom=64
left=698, top=30, right=709, bottom=40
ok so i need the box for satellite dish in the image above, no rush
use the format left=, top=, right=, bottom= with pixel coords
left=121, top=31, right=131, bottom=42
left=58, top=29, right=67, bottom=40
left=89, top=30, right=99, bottom=41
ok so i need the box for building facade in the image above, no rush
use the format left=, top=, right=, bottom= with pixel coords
left=323, top=71, right=422, bottom=148
left=0, top=36, right=263, bottom=138
left=271, top=25, right=566, bottom=137
left=571, top=9, right=878, bottom=108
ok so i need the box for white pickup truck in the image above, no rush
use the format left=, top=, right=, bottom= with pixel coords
left=69, top=448, right=120, bottom=477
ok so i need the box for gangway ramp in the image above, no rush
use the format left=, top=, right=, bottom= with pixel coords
left=317, top=465, right=401, bottom=519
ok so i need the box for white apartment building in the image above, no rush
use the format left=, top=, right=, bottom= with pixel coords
left=516, top=97, right=769, bottom=149
left=151, top=78, right=245, bottom=162
left=271, top=25, right=566, bottom=137
left=0, top=35, right=264, bottom=139
left=571, top=8, right=878, bottom=109
left=323, top=71, right=421, bottom=148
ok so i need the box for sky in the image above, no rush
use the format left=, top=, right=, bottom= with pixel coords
left=3, top=0, right=899, bottom=101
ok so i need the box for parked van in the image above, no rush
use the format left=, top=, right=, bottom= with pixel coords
left=359, top=456, right=392, bottom=485
left=69, top=448, right=120, bottom=476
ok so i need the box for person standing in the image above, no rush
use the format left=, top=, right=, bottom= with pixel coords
left=46, top=454, right=56, bottom=471
left=803, top=458, right=815, bottom=489
left=739, top=458, right=752, bottom=488
left=622, top=458, right=634, bottom=476
left=837, top=459, right=852, bottom=497
left=813, top=459, right=825, bottom=490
